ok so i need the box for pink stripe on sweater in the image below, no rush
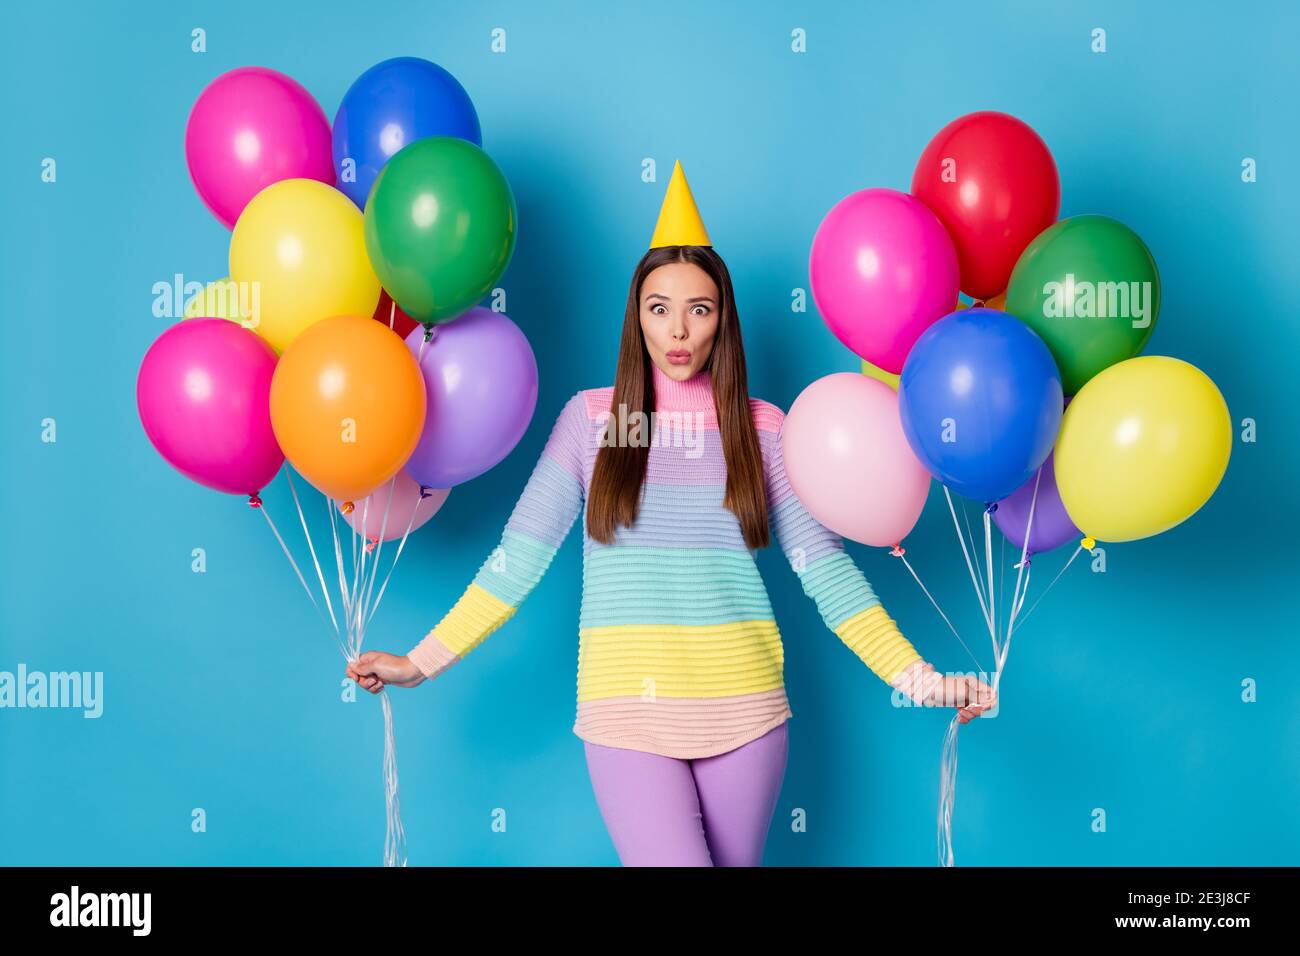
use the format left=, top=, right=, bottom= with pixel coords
left=574, top=688, right=793, bottom=759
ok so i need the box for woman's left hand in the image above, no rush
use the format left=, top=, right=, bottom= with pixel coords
left=931, top=673, right=997, bottom=724
left=895, top=661, right=997, bottom=724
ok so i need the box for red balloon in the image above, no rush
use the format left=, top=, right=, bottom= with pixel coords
left=372, top=288, right=421, bottom=339
left=911, top=111, right=1060, bottom=299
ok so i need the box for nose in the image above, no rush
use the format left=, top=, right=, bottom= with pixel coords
left=669, top=311, right=688, bottom=339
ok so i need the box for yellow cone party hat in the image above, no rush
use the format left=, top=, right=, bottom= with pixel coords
left=649, top=160, right=711, bottom=248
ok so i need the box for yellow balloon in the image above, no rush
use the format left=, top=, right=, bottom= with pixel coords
left=861, top=358, right=900, bottom=390
left=183, top=276, right=255, bottom=327
left=1054, top=356, right=1231, bottom=543
left=229, top=179, right=380, bottom=353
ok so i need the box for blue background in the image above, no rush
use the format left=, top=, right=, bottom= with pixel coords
left=2, top=0, right=1296, bottom=866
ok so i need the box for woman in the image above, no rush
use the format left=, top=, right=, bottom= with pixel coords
left=347, top=161, right=996, bottom=866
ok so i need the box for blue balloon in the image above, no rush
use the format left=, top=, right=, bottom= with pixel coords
left=898, top=308, right=1063, bottom=504
left=332, top=57, right=482, bottom=208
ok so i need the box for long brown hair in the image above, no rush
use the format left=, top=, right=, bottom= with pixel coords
left=587, top=245, right=770, bottom=549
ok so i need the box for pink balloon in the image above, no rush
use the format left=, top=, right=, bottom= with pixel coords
left=137, top=318, right=284, bottom=496
left=780, top=372, right=931, bottom=547
left=185, top=66, right=334, bottom=229
left=342, top=469, right=450, bottom=542
left=809, top=188, right=959, bottom=374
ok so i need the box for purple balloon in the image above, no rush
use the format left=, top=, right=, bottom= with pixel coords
left=992, top=451, right=1079, bottom=555
left=404, top=307, right=538, bottom=489
left=137, top=318, right=284, bottom=496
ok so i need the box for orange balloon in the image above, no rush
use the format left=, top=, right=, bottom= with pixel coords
left=954, top=290, right=1006, bottom=311
left=270, top=315, right=426, bottom=504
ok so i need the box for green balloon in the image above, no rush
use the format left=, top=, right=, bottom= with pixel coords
left=1004, top=215, right=1159, bottom=395
left=364, top=136, right=517, bottom=324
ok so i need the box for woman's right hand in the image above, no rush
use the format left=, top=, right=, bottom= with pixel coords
left=346, top=651, right=427, bottom=694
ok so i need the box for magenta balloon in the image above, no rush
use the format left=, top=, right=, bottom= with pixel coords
left=185, top=66, right=334, bottom=229
left=780, top=372, right=931, bottom=547
left=404, top=307, right=539, bottom=489
left=809, top=188, right=959, bottom=374
left=137, top=318, right=284, bottom=496
left=343, top=469, right=450, bottom=542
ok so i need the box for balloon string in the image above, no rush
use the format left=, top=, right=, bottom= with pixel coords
left=963, top=500, right=989, bottom=611
left=998, top=467, right=1042, bottom=697
left=286, top=470, right=340, bottom=639
left=380, top=690, right=408, bottom=867
left=357, top=476, right=399, bottom=646
left=935, top=468, right=1043, bottom=868
left=944, top=487, right=993, bottom=631
left=1012, top=542, right=1086, bottom=632
left=343, top=486, right=412, bottom=868
left=254, top=497, right=346, bottom=660
left=348, top=496, right=372, bottom=658
left=937, top=711, right=961, bottom=868
left=350, top=501, right=360, bottom=602
left=388, top=300, right=396, bottom=331
left=891, top=546, right=986, bottom=674
left=997, top=533, right=1007, bottom=641
left=981, top=509, right=997, bottom=654
left=341, top=490, right=411, bottom=867
left=262, top=483, right=410, bottom=867
left=366, top=487, right=429, bottom=628
left=327, top=498, right=354, bottom=625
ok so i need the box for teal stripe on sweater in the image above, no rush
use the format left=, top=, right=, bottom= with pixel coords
left=579, top=546, right=776, bottom=628
left=472, top=528, right=560, bottom=607
left=796, top=551, right=883, bottom=630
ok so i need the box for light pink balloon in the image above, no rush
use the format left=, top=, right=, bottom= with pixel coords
left=185, top=66, right=334, bottom=229
left=809, top=187, right=959, bottom=374
left=342, top=469, right=450, bottom=542
left=780, top=372, right=931, bottom=547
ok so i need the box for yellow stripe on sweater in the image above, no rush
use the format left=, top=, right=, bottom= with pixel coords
left=429, top=583, right=518, bottom=656
left=834, top=604, right=923, bottom=685
left=576, top=620, right=785, bottom=702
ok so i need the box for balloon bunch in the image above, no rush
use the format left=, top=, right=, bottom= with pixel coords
left=137, top=59, right=540, bottom=866
left=786, top=110, right=1231, bottom=866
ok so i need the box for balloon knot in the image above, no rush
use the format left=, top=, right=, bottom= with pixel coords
left=1081, top=536, right=1096, bottom=551
left=247, top=494, right=262, bottom=509
left=985, top=502, right=998, bottom=514
left=1014, top=556, right=1032, bottom=569
left=365, top=538, right=377, bottom=554
left=418, top=486, right=433, bottom=499
left=341, top=501, right=355, bottom=515
left=889, top=544, right=906, bottom=558
left=423, top=325, right=435, bottom=343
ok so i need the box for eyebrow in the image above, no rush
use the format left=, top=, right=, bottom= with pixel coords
left=644, top=293, right=716, bottom=303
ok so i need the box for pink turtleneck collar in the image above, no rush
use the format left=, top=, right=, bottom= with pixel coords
left=649, top=360, right=715, bottom=411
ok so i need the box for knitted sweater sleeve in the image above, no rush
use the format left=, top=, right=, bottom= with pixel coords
left=405, top=392, right=588, bottom=679
left=767, top=407, right=927, bottom=689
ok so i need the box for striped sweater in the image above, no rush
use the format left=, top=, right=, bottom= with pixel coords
left=406, top=361, right=925, bottom=759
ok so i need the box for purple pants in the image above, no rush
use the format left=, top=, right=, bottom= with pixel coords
left=583, top=722, right=789, bottom=866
